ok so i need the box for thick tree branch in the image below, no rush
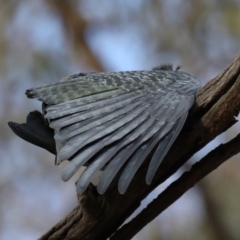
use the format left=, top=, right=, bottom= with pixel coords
left=110, top=133, right=240, bottom=240
left=39, top=53, right=240, bottom=240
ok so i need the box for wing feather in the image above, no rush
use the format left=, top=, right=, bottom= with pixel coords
left=62, top=102, right=151, bottom=181
left=28, top=84, right=118, bottom=104
left=47, top=89, right=125, bottom=110
left=59, top=92, right=162, bottom=161
left=97, top=119, right=166, bottom=194
left=46, top=92, right=137, bottom=119
left=52, top=93, right=146, bottom=142
left=77, top=116, right=156, bottom=193
left=57, top=117, right=120, bottom=162
left=117, top=94, right=193, bottom=193
left=145, top=112, right=188, bottom=184
left=117, top=121, right=175, bottom=194
left=49, top=94, right=142, bottom=129
left=97, top=91, right=194, bottom=194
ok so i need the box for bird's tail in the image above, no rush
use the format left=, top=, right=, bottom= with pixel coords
left=8, top=111, right=56, bottom=154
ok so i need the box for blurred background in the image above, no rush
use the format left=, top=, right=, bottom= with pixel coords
left=1, top=0, right=240, bottom=239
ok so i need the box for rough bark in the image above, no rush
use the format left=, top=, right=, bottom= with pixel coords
left=39, top=53, right=240, bottom=240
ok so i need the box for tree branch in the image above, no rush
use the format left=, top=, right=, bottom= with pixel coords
left=39, top=53, right=240, bottom=240
left=110, top=133, right=240, bottom=240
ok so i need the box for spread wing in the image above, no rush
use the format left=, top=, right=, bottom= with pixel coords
left=24, top=70, right=200, bottom=194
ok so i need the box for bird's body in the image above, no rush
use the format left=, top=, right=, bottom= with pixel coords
left=9, top=66, right=201, bottom=194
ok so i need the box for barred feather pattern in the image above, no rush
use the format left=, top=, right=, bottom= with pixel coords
left=26, top=69, right=201, bottom=194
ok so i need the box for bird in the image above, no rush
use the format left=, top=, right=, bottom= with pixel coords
left=8, top=65, right=202, bottom=194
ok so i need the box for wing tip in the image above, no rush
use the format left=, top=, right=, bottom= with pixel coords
left=97, top=182, right=107, bottom=195
left=61, top=163, right=76, bottom=182
left=76, top=181, right=86, bottom=193
left=61, top=173, right=70, bottom=182
left=145, top=174, right=153, bottom=185
left=118, top=183, right=127, bottom=195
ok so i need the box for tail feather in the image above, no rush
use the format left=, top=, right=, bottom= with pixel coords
left=8, top=111, right=55, bottom=154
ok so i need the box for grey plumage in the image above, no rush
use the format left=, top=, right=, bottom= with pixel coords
left=8, top=66, right=202, bottom=194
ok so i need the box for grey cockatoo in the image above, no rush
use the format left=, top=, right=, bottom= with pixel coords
left=8, top=65, right=201, bottom=194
